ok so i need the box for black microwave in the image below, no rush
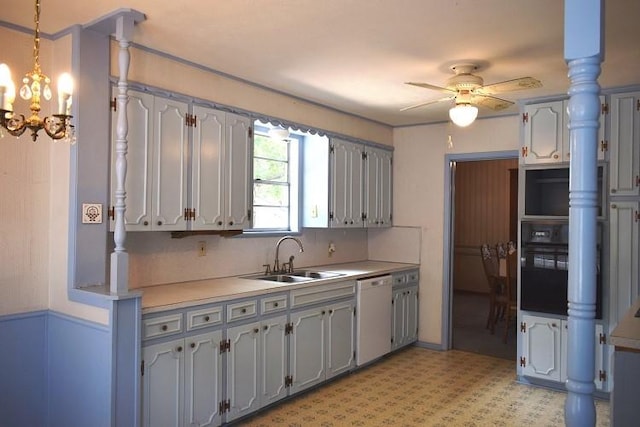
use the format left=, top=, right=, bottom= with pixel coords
left=524, top=165, right=605, bottom=217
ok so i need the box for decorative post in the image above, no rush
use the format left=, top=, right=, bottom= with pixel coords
left=110, top=15, right=135, bottom=294
left=564, top=1, right=603, bottom=426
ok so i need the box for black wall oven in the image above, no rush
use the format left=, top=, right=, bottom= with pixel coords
left=520, top=221, right=602, bottom=319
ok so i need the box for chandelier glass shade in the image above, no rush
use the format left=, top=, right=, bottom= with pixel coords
left=0, top=0, right=75, bottom=142
left=449, top=104, right=478, bottom=127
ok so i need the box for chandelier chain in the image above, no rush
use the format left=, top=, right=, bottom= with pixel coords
left=32, top=0, right=41, bottom=75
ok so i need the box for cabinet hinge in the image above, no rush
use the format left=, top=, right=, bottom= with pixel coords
left=353, top=350, right=356, bottom=360
left=519, top=356, right=526, bottom=367
left=362, top=212, right=367, bottom=221
left=599, top=333, right=606, bottom=344
left=184, top=208, right=189, bottom=221
left=522, top=112, right=529, bottom=123
left=362, top=151, right=367, bottom=160
left=192, top=114, right=197, bottom=127
left=636, top=175, right=640, bottom=188
left=329, top=212, right=334, bottom=220
left=353, top=307, right=356, bottom=316
left=601, top=103, right=609, bottom=115
left=329, top=144, right=334, bottom=154
left=285, top=322, right=293, bottom=335
left=520, top=322, right=526, bottom=333
left=185, top=114, right=190, bottom=127
left=108, top=206, right=115, bottom=220
left=637, top=99, right=640, bottom=111
left=599, top=370, right=607, bottom=382
left=284, top=375, right=293, bottom=387
left=600, top=140, right=608, bottom=152
left=110, top=97, right=117, bottom=112
left=247, top=209, right=252, bottom=221
left=636, top=210, right=639, bottom=222
left=219, top=339, right=230, bottom=353
left=521, top=146, right=528, bottom=157
left=390, top=213, right=393, bottom=222
left=219, top=399, right=230, bottom=414
left=141, top=360, right=144, bottom=376
left=191, top=208, right=196, bottom=220
left=248, top=127, right=253, bottom=138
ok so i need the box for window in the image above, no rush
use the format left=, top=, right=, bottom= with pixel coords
left=251, top=122, right=299, bottom=232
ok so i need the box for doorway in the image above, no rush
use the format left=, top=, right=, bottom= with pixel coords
left=445, top=155, right=518, bottom=360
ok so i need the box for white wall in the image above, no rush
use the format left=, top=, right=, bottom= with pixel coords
left=392, top=116, right=520, bottom=345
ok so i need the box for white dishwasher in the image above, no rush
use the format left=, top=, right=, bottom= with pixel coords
left=356, top=275, right=392, bottom=366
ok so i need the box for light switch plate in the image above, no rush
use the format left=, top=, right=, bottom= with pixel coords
left=82, top=203, right=103, bottom=224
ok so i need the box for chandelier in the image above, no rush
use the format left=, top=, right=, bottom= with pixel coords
left=0, top=0, right=75, bottom=142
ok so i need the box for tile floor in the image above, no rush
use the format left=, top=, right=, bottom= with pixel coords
left=240, top=346, right=609, bottom=427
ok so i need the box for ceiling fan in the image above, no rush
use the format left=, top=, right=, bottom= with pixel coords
left=402, top=63, right=542, bottom=127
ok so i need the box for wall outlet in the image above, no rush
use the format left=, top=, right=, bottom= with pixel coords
left=82, top=203, right=103, bottom=224
left=198, top=241, right=206, bottom=257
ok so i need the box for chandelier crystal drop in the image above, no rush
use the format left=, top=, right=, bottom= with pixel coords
left=0, top=0, right=75, bottom=143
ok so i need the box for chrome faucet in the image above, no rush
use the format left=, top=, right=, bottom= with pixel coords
left=273, top=236, right=304, bottom=274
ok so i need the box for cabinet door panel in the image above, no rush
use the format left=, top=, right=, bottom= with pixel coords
left=379, top=149, right=393, bottom=226
left=331, top=139, right=351, bottom=227
left=225, top=113, right=252, bottom=230
left=610, top=92, right=640, bottom=196
left=521, top=315, right=561, bottom=381
left=261, top=315, right=288, bottom=406
left=153, top=98, right=189, bottom=230
left=609, top=201, right=640, bottom=326
left=391, top=289, right=404, bottom=350
left=523, top=101, right=563, bottom=164
left=184, top=331, right=223, bottom=427
left=192, top=107, right=225, bottom=230
left=326, top=301, right=355, bottom=379
left=405, top=286, right=419, bottom=343
left=290, top=308, right=325, bottom=394
left=226, top=322, right=260, bottom=422
left=142, top=339, right=184, bottom=427
left=110, top=89, right=154, bottom=231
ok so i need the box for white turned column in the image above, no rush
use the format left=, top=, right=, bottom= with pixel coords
left=110, top=15, right=135, bottom=294
left=564, top=1, right=603, bottom=426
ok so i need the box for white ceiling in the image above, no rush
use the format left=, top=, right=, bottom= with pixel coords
left=3, top=0, right=640, bottom=126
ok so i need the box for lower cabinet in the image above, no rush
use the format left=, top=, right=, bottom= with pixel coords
left=142, top=330, right=224, bottom=427
left=289, top=299, right=355, bottom=394
left=520, top=314, right=607, bottom=391
left=391, top=284, right=418, bottom=351
left=225, top=315, right=288, bottom=423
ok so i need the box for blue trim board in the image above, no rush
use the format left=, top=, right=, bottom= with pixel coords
left=0, top=311, right=48, bottom=427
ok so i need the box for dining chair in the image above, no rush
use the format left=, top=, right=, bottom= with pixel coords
left=480, top=244, right=501, bottom=330
left=493, top=241, right=518, bottom=343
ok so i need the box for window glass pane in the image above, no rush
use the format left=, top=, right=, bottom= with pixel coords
left=253, top=206, right=289, bottom=229
left=254, top=158, right=288, bottom=182
left=254, top=135, right=288, bottom=161
left=254, top=182, right=289, bottom=207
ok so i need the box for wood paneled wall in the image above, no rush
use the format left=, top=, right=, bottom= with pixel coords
left=453, top=159, right=518, bottom=293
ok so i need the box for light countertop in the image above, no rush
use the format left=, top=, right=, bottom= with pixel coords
left=140, top=260, right=419, bottom=314
left=611, top=298, right=640, bottom=350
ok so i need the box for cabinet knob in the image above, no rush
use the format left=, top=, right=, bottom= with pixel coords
left=157, top=221, right=162, bottom=226
left=350, top=221, right=354, bottom=224
left=553, top=154, right=559, bottom=159
left=190, top=343, right=195, bottom=349
left=552, top=323, right=557, bottom=328
left=274, top=302, right=279, bottom=307
left=217, top=221, right=223, bottom=226
left=143, top=221, right=149, bottom=226
left=344, top=221, right=348, bottom=224
left=241, top=308, right=247, bottom=314
left=611, top=189, right=617, bottom=194
left=263, top=325, right=268, bottom=331
left=229, top=221, right=234, bottom=226
left=161, top=325, right=168, bottom=331
left=253, top=328, right=259, bottom=334
left=204, top=316, right=210, bottom=322
left=321, top=310, right=326, bottom=315
left=176, top=346, right=183, bottom=352
left=329, top=309, right=333, bottom=314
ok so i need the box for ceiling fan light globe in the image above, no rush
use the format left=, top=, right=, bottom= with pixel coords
left=449, top=104, right=478, bottom=127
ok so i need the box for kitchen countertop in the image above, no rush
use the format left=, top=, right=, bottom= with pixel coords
left=610, top=298, right=640, bottom=350
left=140, top=260, right=419, bottom=314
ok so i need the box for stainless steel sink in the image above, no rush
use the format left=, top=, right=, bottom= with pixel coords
left=242, top=270, right=344, bottom=282
left=289, top=270, right=345, bottom=279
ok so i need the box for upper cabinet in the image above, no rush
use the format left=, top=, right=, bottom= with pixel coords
left=302, top=137, right=392, bottom=228
left=609, top=91, right=640, bottom=196
left=521, top=97, right=606, bottom=165
left=110, top=90, right=253, bottom=232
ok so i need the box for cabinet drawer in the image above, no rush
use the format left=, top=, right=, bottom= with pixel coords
left=143, top=313, right=183, bottom=340
left=227, top=300, right=258, bottom=323
left=407, top=271, right=419, bottom=283
left=393, top=274, right=406, bottom=286
left=186, top=306, right=223, bottom=331
left=261, top=294, right=288, bottom=315
left=290, top=281, right=355, bottom=308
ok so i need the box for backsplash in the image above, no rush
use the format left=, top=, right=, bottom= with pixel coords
left=126, top=228, right=369, bottom=288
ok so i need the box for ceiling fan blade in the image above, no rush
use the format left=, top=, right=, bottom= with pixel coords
left=471, top=94, right=514, bottom=111
left=400, top=96, right=454, bottom=112
left=477, top=77, right=542, bottom=94
left=405, top=82, right=456, bottom=94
